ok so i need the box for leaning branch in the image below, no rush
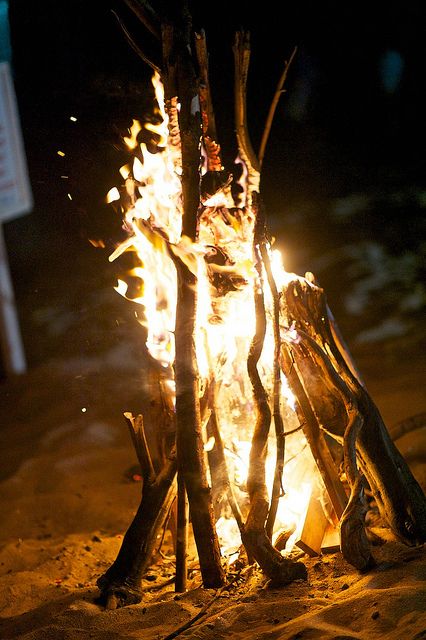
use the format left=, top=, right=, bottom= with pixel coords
left=112, top=10, right=161, bottom=73
left=260, top=244, right=286, bottom=539
left=122, top=0, right=161, bottom=39
left=258, top=47, right=297, bottom=168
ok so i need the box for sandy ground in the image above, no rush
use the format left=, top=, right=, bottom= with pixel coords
left=0, top=276, right=425, bottom=640
left=2, top=5, right=425, bottom=635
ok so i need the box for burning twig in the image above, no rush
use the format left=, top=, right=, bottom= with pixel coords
left=260, top=242, right=286, bottom=539
left=195, top=30, right=223, bottom=174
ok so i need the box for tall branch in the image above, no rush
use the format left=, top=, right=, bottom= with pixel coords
left=162, top=20, right=225, bottom=589
left=258, top=47, right=297, bottom=169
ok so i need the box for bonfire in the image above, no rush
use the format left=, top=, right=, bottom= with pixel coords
left=96, top=2, right=426, bottom=608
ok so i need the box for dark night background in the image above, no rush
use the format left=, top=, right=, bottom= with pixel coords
left=0, top=5, right=426, bottom=633
left=3, top=0, right=426, bottom=375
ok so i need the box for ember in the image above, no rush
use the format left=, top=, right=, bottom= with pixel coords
left=97, top=5, right=426, bottom=609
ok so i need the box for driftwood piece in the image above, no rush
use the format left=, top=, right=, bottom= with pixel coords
left=282, top=276, right=426, bottom=567
left=339, top=406, right=372, bottom=570
left=97, top=452, right=177, bottom=608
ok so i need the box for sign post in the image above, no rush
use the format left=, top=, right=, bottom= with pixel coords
left=0, top=1, right=33, bottom=375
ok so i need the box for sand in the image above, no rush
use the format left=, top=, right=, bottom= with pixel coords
left=0, top=318, right=425, bottom=640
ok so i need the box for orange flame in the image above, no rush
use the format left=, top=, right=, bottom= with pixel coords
left=107, top=72, right=323, bottom=558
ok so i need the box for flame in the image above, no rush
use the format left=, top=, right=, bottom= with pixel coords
left=106, top=73, right=327, bottom=561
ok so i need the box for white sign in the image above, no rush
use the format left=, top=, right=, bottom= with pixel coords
left=0, top=61, right=32, bottom=222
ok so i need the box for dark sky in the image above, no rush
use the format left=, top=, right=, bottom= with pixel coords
left=5, top=0, right=426, bottom=258
left=9, top=0, right=426, bottom=178
left=2, top=0, right=425, bottom=372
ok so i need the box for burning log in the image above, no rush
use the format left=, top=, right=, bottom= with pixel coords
left=96, top=0, right=426, bottom=607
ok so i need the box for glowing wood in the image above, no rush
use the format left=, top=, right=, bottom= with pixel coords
left=295, top=485, right=329, bottom=557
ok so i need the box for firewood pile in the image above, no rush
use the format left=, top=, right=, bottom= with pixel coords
left=96, top=1, right=426, bottom=608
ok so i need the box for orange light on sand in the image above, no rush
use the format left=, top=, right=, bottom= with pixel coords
left=107, top=73, right=320, bottom=558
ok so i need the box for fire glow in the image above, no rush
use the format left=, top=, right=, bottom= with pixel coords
left=107, top=72, right=329, bottom=560
left=96, top=16, right=426, bottom=610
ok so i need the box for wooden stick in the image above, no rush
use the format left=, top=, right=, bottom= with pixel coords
left=246, top=199, right=270, bottom=505
left=175, top=473, right=189, bottom=592
left=162, top=19, right=225, bottom=589
left=258, top=46, right=297, bottom=169
left=111, top=10, right=161, bottom=73
left=241, top=199, right=306, bottom=584
left=124, top=412, right=156, bottom=482
left=260, top=243, right=286, bottom=539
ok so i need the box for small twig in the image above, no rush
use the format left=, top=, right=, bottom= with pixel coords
left=161, top=566, right=252, bottom=640
left=258, top=46, right=297, bottom=169
left=156, top=495, right=176, bottom=556
left=122, top=0, right=161, bottom=39
left=284, top=423, right=304, bottom=437
left=111, top=10, right=161, bottom=73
